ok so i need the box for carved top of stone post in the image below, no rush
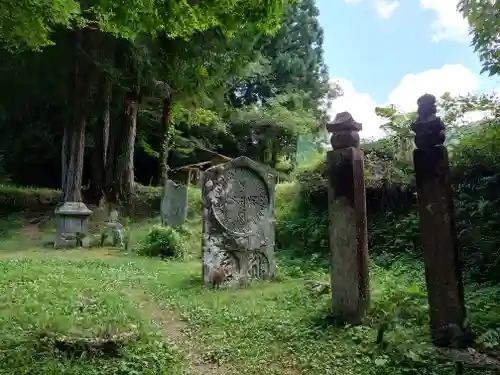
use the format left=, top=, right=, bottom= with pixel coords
left=411, top=94, right=445, bottom=149
left=326, top=111, right=362, bottom=150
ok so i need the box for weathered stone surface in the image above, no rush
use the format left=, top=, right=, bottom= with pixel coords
left=411, top=93, right=445, bottom=149
left=330, top=130, right=360, bottom=149
left=326, top=112, right=363, bottom=133
left=202, top=156, right=276, bottom=288
left=305, top=280, right=331, bottom=296
left=161, top=179, right=188, bottom=228
left=326, top=112, right=369, bottom=324
left=327, top=112, right=362, bottom=149
left=100, top=209, right=125, bottom=247
left=54, top=202, right=92, bottom=248
left=412, top=94, right=469, bottom=348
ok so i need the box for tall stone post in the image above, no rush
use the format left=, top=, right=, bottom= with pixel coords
left=411, top=94, right=471, bottom=348
left=326, top=112, right=370, bottom=324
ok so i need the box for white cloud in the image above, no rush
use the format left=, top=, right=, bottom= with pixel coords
left=387, top=64, right=478, bottom=111
left=327, top=64, right=483, bottom=140
left=420, top=0, right=469, bottom=42
left=327, top=79, right=386, bottom=140
left=375, top=0, right=400, bottom=19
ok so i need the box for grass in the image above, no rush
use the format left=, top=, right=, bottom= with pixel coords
left=0, top=215, right=499, bottom=375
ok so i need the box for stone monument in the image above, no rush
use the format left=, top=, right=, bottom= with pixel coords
left=202, top=156, right=276, bottom=288
left=100, top=209, right=125, bottom=247
left=326, top=111, right=370, bottom=324
left=161, top=179, right=188, bottom=228
left=411, top=94, right=471, bottom=348
left=54, top=201, right=93, bottom=248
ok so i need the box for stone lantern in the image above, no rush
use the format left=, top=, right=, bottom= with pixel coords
left=54, top=202, right=93, bottom=248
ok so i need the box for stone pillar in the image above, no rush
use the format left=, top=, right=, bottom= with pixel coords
left=326, top=112, right=370, bottom=324
left=411, top=94, right=471, bottom=348
left=161, top=179, right=188, bottom=228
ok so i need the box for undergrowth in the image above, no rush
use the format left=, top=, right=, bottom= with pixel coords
left=135, top=225, right=187, bottom=259
left=277, top=122, right=500, bottom=284
left=0, top=243, right=498, bottom=375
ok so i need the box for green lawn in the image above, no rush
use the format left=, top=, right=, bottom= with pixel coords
left=0, top=216, right=498, bottom=375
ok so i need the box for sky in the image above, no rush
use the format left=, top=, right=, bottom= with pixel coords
left=316, top=0, right=500, bottom=139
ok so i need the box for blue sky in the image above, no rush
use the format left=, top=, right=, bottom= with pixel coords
left=315, top=0, right=499, bottom=138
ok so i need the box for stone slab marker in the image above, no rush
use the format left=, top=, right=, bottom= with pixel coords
left=161, top=179, right=188, bottom=227
left=411, top=94, right=471, bottom=348
left=202, top=156, right=276, bottom=288
left=326, top=112, right=370, bottom=324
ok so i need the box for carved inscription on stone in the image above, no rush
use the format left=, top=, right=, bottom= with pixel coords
left=212, top=167, right=269, bottom=235
left=202, top=156, right=276, bottom=288
left=247, top=251, right=270, bottom=279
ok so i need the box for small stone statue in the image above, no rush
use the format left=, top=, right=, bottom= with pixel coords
left=417, top=93, right=438, bottom=123
left=100, top=209, right=125, bottom=247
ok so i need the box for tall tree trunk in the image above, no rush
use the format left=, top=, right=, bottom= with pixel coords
left=106, top=91, right=139, bottom=214
left=104, top=104, right=119, bottom=202
left=160, top=92, right=173, bottom=185
left=89, top=74, right=111, bottom=202
left=62, top=28, right=93, bottom=202
left=121, top=92, right=139, bottom=202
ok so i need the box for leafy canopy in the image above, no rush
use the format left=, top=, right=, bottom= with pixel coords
left=0, top=0, right=290, bottom=50
left=459, top=0, right=500, bottom=76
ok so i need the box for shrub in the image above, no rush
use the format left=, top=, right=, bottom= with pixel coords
left=0, top=184, right=61, bottom=213
left=275, top=182, right=329, bottom=258
left=0, top=183, right=202, bottom=220
left=187, top=187, right=202, bottom=218
left=274, top=119, right=500, bottom=283
left=135, top=225, right=186, bottom=259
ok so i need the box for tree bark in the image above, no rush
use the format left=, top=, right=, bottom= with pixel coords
left=105, top=91, right=139, bottom=213
left=121, top=93, right=139, bottom=203
left=104, top=104, right=118, bottom=202
left=89, top=74, right=111, bottom=202
left=62, top=28, right=93, bottom=202
left=160, top=92, right=173, bottom=185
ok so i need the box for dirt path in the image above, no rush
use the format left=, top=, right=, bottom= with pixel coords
left=131, top=290, right=234, bottom=375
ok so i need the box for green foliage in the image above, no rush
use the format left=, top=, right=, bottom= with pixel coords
left=459, top=0, right=500, bottom=76
left=1, top=211, right=500, bottom=374
left=135, top=224, right=186, bottom=259
left=0, top=0, right=288, bottom=51
left=273, top=105, right=500, bottom=286
left=275, top=165, right=329, bottom=259
left=0, top=0, right=79, bottom=50
left=0, top=184, right=61, bottom=212
left=0, top=256, right=186, bottom=374
left=440, top=91, right=500, bottom=127
left=231, top=92, right=320, bottom=135
left=2, top=244, right=500, bottom=374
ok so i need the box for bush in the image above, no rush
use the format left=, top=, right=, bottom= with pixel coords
left=274, top=119, right=500, bottom=284
left=0, top=184, right=202, bottom=219
left=135, top=225, right=186, bottom=259
left=0, top=184, right=61, bottom=213
left=275, top=182, right=329, bottom=258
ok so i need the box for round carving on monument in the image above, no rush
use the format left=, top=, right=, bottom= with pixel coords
left=212, top=167, right=270, bottom=236
left=247, top=251, right=270, bottom=280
